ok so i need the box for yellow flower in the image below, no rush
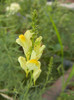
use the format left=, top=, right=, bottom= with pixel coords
left=18, top=56, right=41, bottom=77
left=26, top=59, right=40, bottom=71
left=34, top=36, right=45, bottom=60
left=16, top=30, right=34, bottom=60
left=16, top=30, right=45, bottom=84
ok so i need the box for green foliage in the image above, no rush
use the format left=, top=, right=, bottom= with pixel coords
left=58, top=65, right=74, bottom=100
left=63, top=65, right=74, bottom=90
left=58, top=91, right=74, bottom=100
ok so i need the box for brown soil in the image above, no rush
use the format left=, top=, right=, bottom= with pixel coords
left=42, top=68, right=72, bottom=100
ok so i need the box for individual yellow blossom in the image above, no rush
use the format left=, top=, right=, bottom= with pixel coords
left=16, top=30, right=34, bottom=60
left=33, top=36, right=45, bottom=60
left=18, top=56, right=41, bottom=77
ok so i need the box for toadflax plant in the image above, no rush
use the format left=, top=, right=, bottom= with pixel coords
left=16, top=30, right=45, bottom=84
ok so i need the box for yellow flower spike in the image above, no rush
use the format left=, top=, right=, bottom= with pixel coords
left=33, top=69, right=42, bottom=85
left=16, top=30, right=45, bottom=85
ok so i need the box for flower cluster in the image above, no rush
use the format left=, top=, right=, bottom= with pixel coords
left=6, top=3, right=20, bottom=16
left=16, top=30, right=45, bottom=84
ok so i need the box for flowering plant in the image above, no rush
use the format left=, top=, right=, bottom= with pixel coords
left=16, top=30, right=45, bottom=84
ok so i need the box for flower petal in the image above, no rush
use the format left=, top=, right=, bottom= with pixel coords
left=30, top=50, right=37, bottom=60
left=18, top=56, right=26, bottom=70
left=33, top=69, right=41, bottom=85
left=34, top=36, right=45, bottom=60
left=37, top=45, right=45, bottom=60
left=16, top=38, right=22, bottom=46
left=24, top=30, right=34, bottom=40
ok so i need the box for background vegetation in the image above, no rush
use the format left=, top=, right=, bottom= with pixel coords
left=0, top=0, right=74, bottom=100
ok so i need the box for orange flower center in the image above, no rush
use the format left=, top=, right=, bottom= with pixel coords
left=19, top=34, right=25, bottom=41
left=29, top=59, right=39, bottom=66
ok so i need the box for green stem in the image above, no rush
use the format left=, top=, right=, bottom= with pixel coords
left=49, top=15, right=64, bottom=91
left=23, top=72, right=33, bottom=99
